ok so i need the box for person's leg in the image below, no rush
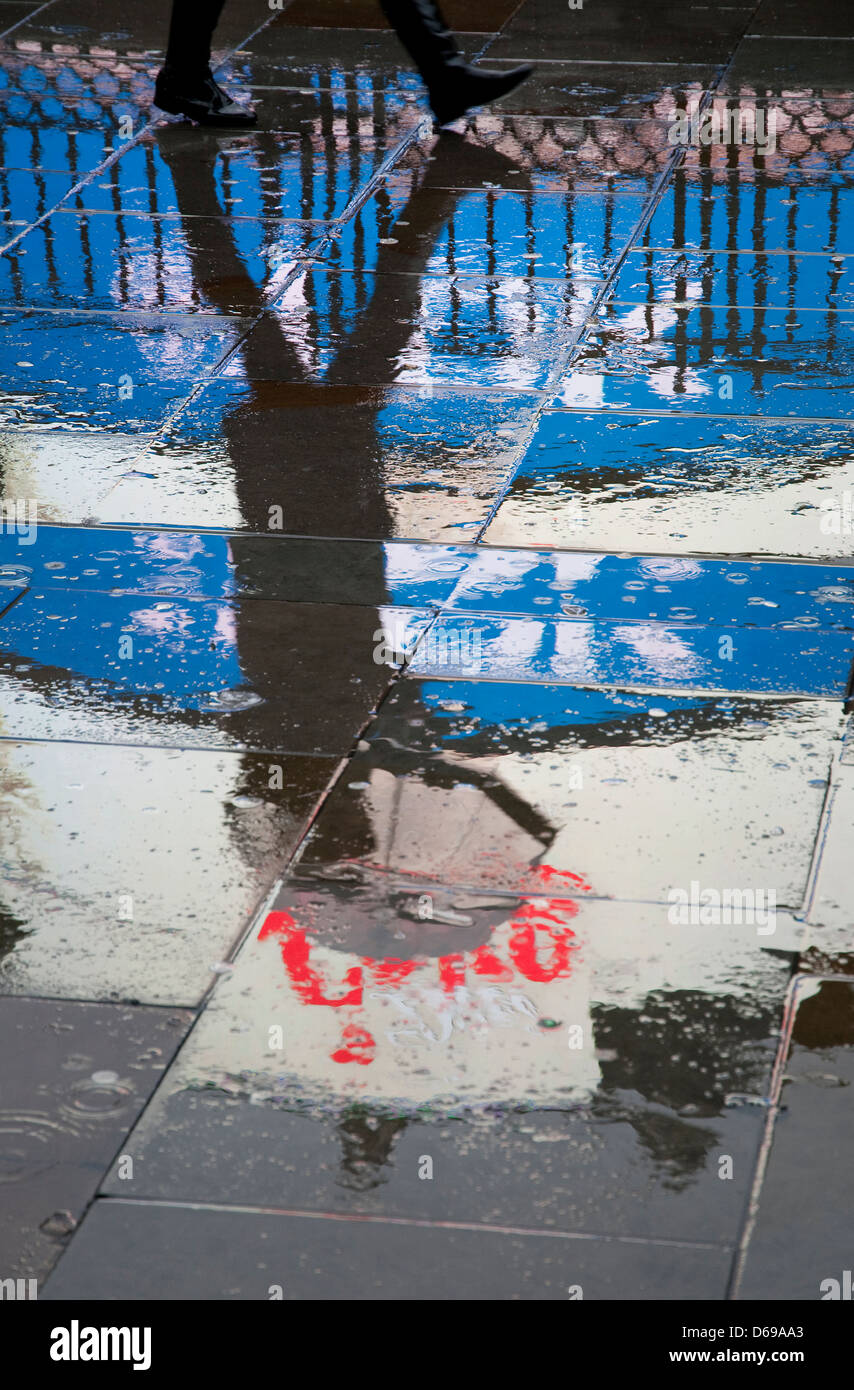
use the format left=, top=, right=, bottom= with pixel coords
left=379, top=0, right=532, bottom=126
left=163, top=0, right=227, bottom=78
left=154, top=0, right=256, bottom=127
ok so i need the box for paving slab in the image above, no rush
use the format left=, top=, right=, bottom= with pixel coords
left=449, top=63, right=714, bottom=119
left=611, top=249, right=854, bottom=312
left=0, top=740, right=334, bottom=1005
left=483, top=411, right=854, bottom=560
left=0, top=587, right=429, bottom=752
left=393, top=115, right=674, bottom=194
left=82, top=874, right=788, bottom=1248
left=645, top=177, right=853, bottom=257
left=555, top=303, right=854, bottom=421
left=222, top=268, right=589, bottom=392
left=0, top=996, right=192, bottom=1284
left=91, top=382, right=543, bottom=539
left=292, top=678, right=841, bottom=906
left=2, top=0, right=265, bottom=62
left=0, top=211, right=321, bottom=311
left=0, top=431, right=146, bottom=521
left=486, top=0, right=754, bottom=64
left=720, top=38, right=854, bottom=95
left=0, top=48, right=157, bottom=180
left=738, top=977, right=854, bottom=1300
left=41, top=1198, right=733, bottom=1299
left=749, top=0, right=854, bottom=38
left=412, top=612, right=853, bottom=695
left=328, top=183, right=645, bottom=282
left=0, top=309, right=243, bottom=432
left=13, top=526, right=478, bottom=607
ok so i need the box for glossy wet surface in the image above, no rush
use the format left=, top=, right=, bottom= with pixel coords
left=0, top=0, right=852, bottom=1300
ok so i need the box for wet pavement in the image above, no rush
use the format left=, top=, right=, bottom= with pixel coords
left=0, top=0, right=853, bottom=1302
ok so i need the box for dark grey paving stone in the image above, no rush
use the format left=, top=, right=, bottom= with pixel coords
left=0, top=432, right=146, bottom=521
left=275, top=0, right=517, bottom=31
left=0, top=741, right=334, bottom=1005
left=394, top=116, right=672, bottom=193
left=42, top=1197, right=732, bottom=1299
left=645, top=177, right=853, bottom=257
left=749, top=0, right=854, bottom=37
left=738, top=977, right=854, bottom=1301
left=329, top=183, right=642, bottom=282
left=0, top=997, right=192, bottom=1284
left=99, top=1073, right=771, bottom=1247
left=485, top=0, right=752, bottom=64
left=238, top=23, right=487, bottom=77
left=721, top=37, right=854, bottom=94
left=413, top=611, right=853, bottom=696
left=0, top=171, right=76, bottom=240
left=0, top=50, right=157, bottom=180
left=456, top=61, right=715, bottom=117
left=95, top=382, right=542, bottom=540
left=0, top=587, right=429, bottom=753
left=75, top=119, right=409, bottom=222
left=2, top=0, right=263, bottom=60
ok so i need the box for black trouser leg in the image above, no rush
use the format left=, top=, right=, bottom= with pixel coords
left=378, top=0, right=464, bottom=82
left=163, top=0, right=227, bottom=78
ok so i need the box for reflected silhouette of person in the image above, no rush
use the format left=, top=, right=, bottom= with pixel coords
left=153, top=0, right=531, bottom=129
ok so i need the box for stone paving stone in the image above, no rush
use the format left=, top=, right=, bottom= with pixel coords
left=237, top=22, right=486, bottom=80
left=0, top=432, right=147, bottom=521
left=225, top=68, right=424, bottom=136
left=2, top=0, right=264, bottom=61
left=738, top=977, right=854, bottom=1300
left=800, top=747, right=854, bottom=968
left=645, top=178, right=853, bottom=257
left=414, top=613, right=853, bottom=696
left=0, top=211, right=321, bottom=311
left=485, top=0, right=753, bottom=65
left=454, top=62, right=714, bottom=118
left=0, top=310, right=242, bottom=432
left=328, top=183, right=643, bottom=282
left=441, top=547, right=854, bottom=629
left=41, top=1198, right=733, bottom=1299
left=393, top=115, right=674, bottom=194
left=721, top=38, right=854, bottom=94
left=554, top=304, right=854, bottom=421
left=17, top=526, right=479, bottom=607
left=749, top=0, right=854, bottom=38
left=94, top=120, right=409, bottom=223
left=91, top=381, right=541, bottom=539
left=0, top=170, right=76, bottom=239
left=482, top=412, right=854, bottom=559
left=0, top=740, right=334, bottom=1005
left=87, top=881, right=786, bottom=1243
left=0, top=587, right=429, bottom=752
left=292, top=678, right=841, bottom=906
left=611, top=249, right=854, bottom=312
left=278, top=0, right=519, bottom=31
left=0, top=996, right=192, bottom=1284
left=0, top=49, right=157, bottom=178
left=224, top=268, right=587, bottom=391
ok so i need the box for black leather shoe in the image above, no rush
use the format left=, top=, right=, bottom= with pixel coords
left=153, top=68, right=257, bottom=127
left=428, top=63, right=533, bottom=127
